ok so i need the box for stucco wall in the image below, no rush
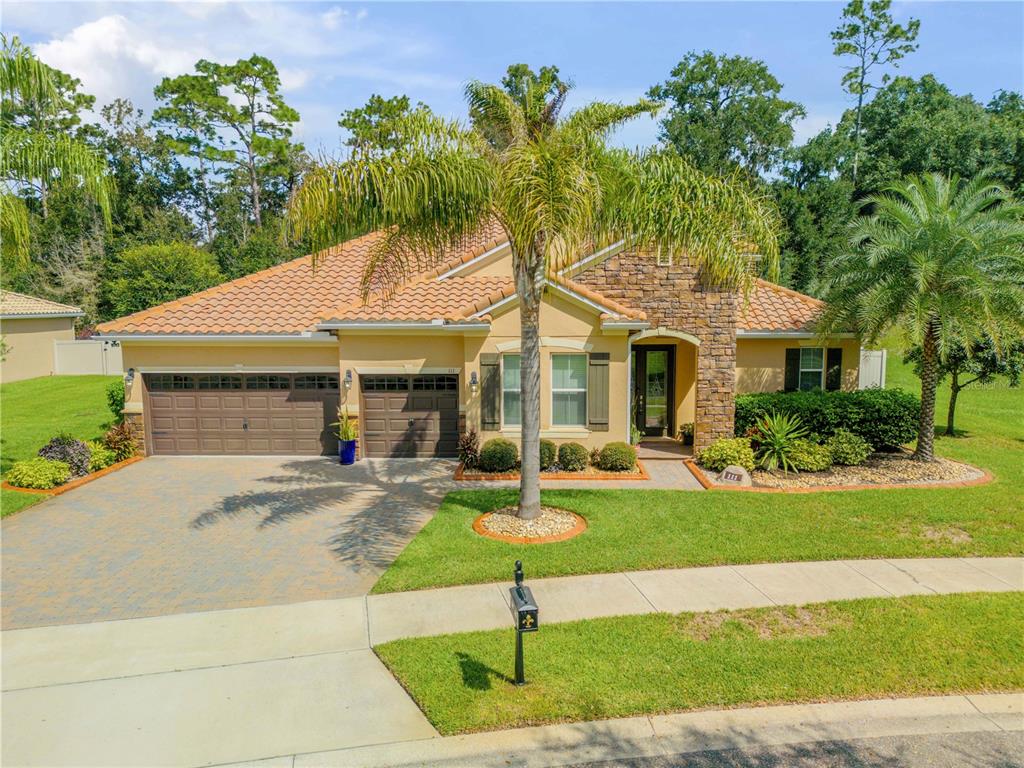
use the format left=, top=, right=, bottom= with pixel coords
left=736, top=338, right=861, bottom=393
left=0, top=317, right=75, bottom=383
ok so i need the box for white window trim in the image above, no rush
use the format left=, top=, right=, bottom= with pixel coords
left=501, top=353, right=521, bottom=428
left=551, top=353, right=588, bottom=428
left=799, top=347, right=825, bottom=391
left=656, top=245, right=674, bottom=267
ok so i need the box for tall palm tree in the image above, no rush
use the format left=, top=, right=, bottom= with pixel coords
left=0, top=36, right=111, bottom=268
left=290, top=75, right=779, bottom=519
left=820, top=173, right=1024, bottom=461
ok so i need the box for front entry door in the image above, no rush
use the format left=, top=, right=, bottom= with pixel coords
left=632, top=346, right=675, bottom=437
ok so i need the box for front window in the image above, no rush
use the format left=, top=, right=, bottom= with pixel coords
left=502, top=354, right=521, bottom=426
left=799, top=348, right=825, bottom=391
left=551, top=354, right=587, bottom=426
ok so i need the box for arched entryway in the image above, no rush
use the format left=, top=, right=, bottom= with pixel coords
left=630, top=328, right=699, bottom=450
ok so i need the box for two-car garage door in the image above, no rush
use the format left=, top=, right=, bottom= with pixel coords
left=145, top=373, right=339, bottom=455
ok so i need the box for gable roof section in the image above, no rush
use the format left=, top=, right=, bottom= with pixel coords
left=95, top=222, right=507, bottom=335
left=1, top=290, right=82, bottom=319
left=739, top=280, right=824, bottom=333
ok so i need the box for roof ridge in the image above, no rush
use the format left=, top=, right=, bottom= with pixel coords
left=97, top=231, right=382, bottom=332
left=450, top=272, right=646, bottom=321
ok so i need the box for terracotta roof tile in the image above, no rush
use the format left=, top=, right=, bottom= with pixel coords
left=740, top=279, right=824, bottom=332
left=326, top=276, right=514, bottom=322
left=1, top=290, right=82, bottom=317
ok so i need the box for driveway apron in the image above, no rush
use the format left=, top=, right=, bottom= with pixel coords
left=1, top=456, right=454, bottom=629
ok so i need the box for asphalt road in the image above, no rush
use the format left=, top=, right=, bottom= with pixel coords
left=566, top=730, right=1023, bottom=768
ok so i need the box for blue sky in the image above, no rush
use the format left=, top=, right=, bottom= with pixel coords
left=4, top=1, right=1022, bottom=153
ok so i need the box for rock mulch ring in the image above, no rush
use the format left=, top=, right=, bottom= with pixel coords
left=474, top=506, right=587, bottom=543
left=747, top=452, right=984, bottom=490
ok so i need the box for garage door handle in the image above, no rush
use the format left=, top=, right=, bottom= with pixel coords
left=408, top=418, right=415, bottom=426
left=243, top=418, right=249, bottom=431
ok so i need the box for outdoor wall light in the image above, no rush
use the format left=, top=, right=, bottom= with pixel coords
left=124, top=367, right=135, bottom=386
left=343, top=369, right=353, bottom=391
left=469, top=370, right=479, bottom=395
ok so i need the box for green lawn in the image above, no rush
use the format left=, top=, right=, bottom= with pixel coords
left=373, top=353, right=1023, bottom=593
left=1, top=375, right=120, bottom=517
left=377, top=592, right=1024, bottom=734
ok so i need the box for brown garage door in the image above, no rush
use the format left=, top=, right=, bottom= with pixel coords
left=144, top=373, right=339, bottom=455
left=360, top=374, right=459, bottom=457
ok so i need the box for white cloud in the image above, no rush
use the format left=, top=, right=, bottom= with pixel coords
left=792, top=112, right=839, bottom=145
left=279, top=67, right=312, bottom=93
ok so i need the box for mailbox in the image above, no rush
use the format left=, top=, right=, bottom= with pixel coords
left=509, top=584, right=539, bottom=633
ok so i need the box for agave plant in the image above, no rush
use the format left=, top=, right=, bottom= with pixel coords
left=753, top=411, right=807, bottom=473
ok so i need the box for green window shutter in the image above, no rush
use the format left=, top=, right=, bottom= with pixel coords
left=480, top=354, right=500, bottom=430
left=784, top=348, right=800, bottom=392
left=825, top=347, right=843, bottom=391
left=587, top=352, right=610, bottom=431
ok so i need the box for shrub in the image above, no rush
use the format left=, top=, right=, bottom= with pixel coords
left=827, top=428, right=872, bottom=466
left=87, top=440, right=117, bottom=472
left=678, top=422, right=694, bottom=445
left=558, top=442, right=589, bottom=472
left=539, top=439, right=557, bottom=471
left=457, top=429, right=480, bottom=469
left=478, top=438, right=518, bottom=473
left=698, top=437, right=755, bottom=473
left=734, top=389, right=920, bottom=451
left=589, top=447, right=601, bottom=467
left=753, top=411, right=808, bottom=473
left=38, top=434, right=91, bottom=477
left=106, top=381, right=125, bottom=423
left=103, top=422, right=139, bottom=462
left=597, top=441, right=637, bottom=472
left=788, top=439, right=833, bottom=472
left=7, top=457, right=71, bottom=489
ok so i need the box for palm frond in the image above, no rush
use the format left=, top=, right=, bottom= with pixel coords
left=0, top=192, right=30, bottom=268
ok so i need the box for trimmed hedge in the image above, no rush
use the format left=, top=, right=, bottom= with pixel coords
left=735, top=389, right=919, bottom=451
left=539, top=439, right=558, bottom=471
left=698, top=437, right=756, bottom=473
left=828, top=429, right=872, bottom=466
left=597, top=442, right=638, bottom=472
left=558, top=442, right=588, bottom=472
left=479, top=438, right=518, bottom=473
left=7, top=457, right=71, bottom=489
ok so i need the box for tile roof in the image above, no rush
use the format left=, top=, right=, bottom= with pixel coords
left=0, top=291, right=82, bottom=318
left=95, top=222, right=508, bottom=335
left=739, top=279, right=825, bottom=333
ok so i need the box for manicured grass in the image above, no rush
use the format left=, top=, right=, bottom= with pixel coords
left=376, top=592, right=1024, bottom=734
left=1, top=375, right=119, bottom=517
left=373, top=354, right=1023, bottom=593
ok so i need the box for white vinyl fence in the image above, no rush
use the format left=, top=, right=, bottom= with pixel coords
left=858, top=348, right=887, bottom=389
left=54, top=339, right=124, bottom=376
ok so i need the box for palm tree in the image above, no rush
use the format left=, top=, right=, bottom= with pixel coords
left=1, top=36, right=111, bottom=268
left=290, top=73, right=779, bottom=519
left=820, top=173, right=1024, bottom=461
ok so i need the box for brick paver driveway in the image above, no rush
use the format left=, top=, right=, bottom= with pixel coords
left=2, top=457, right=455, bottom=629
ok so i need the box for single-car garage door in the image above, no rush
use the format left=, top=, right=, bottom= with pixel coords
left=360, top=374, right=459, bottom=457
left=144, top=373, right=339, bottom=455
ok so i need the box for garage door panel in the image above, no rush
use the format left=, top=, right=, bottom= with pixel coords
left=145, top=374, right=338, bottom=456
left=360, top=376, right=458, bottom=458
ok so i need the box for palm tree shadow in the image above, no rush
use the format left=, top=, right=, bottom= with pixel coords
left=455, top=651, right=512, bottom=690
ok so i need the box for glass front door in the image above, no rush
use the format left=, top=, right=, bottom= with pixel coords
left=632, top=346, right=675, bottom=437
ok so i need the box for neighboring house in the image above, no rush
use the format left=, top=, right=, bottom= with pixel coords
left=0, top=291, right=84, bottom=383
left=95, top=225, right=862, bottom=457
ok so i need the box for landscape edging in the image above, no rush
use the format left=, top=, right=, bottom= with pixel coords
left=472, top=510, right=588, bottom=544
left=683, top=458, right=994, bottom=493
left=2, top=456, right=145, bottom=497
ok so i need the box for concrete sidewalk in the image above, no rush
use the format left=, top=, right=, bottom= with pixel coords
left=366, top=556, right=1023, bottom=643
left=3, top=557, right=1021, bottom=767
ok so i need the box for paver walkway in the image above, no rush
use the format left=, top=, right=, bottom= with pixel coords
left=3, top=557, right=1020, bottom=767
left=1, top=456, right=455, bottom=629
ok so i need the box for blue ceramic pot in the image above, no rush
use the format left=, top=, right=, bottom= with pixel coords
left=339, top=439, right=357, bottom=465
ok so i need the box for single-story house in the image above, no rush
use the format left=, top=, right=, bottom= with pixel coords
left=96, top=224, right=862, bottom=457
left=1, top=291, right=84, bottom=383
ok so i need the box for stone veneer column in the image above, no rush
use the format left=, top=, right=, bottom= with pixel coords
left=573, top=250, right=738, bottom=452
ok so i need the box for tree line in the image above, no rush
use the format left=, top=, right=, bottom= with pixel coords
left=1, top=0, right=1022, bottom=331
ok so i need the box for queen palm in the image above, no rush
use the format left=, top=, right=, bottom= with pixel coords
left=290, top=72, right=779, bottom=519
left=1, top=36, right=111, bottom=267
left=819, top=173, right=1024, bottom=461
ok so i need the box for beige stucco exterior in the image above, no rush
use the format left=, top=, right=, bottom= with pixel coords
left=736, top=338, right=861, bottom=393
left=0, top=316, right=76, bottom=383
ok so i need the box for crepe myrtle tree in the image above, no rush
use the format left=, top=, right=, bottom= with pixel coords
left=289, top=70, right=779, bottom=519
left=820, top=173, right=1024, bottom=461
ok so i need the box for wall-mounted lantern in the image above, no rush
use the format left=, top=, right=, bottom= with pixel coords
left=124, top=367, right=135, bottom=386
left=343, top=369, right=353, bottom=391
left=469, top=370, right=479, bottom=395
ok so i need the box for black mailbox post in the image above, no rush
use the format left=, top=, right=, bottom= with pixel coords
left=509, top=560, right=538, bottom=685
